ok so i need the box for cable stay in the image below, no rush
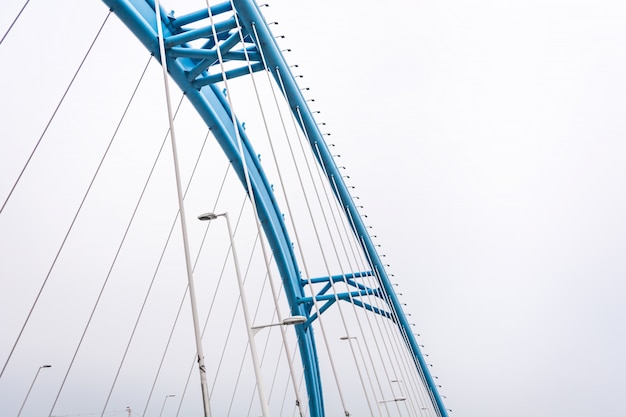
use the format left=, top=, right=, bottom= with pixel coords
left=0, top=2, right=451, bottom=417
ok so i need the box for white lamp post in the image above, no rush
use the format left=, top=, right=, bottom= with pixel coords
left=158, top=394, right=176, bottom=417
left=339, top=336, right=377, bottom=416
left=198, top=212, right=273, bottom=417
left=251, top=316, right=306, bottom=335
left=17, top=364, right=51, bottom=417
left=199, top=212, right=307, bottom=417
left=153, top=4, right=211, bottom=415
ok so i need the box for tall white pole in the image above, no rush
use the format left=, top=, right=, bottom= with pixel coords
left=154, top=4, right=212, bottom=417
left=221, top=212, right=272, bottom=417
left=17, top=364, right=51, bottom=417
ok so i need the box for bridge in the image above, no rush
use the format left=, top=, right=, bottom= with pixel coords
left=0, top=1, right=450, bottom=417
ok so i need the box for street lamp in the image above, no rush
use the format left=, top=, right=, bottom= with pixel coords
left=251, top=316, right=306, bottom=335
left=379, top=397, right=406, bottom=404
left=390, top=379, right=405, bottom=390
left=339, top=336, right=376, bottom=417
left=158, top=394, right=176, bottom=417
left=391, top=379, right=418, bottom=417
left=17, top=364, right=51, bottom=417
left=198, top=212, right=272, bottom=417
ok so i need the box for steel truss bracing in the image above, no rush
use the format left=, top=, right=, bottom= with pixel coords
left=100, top=1, right=448, bottom=416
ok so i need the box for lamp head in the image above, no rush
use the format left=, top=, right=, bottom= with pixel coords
left=198, top=213, right=218, bottom=221
left=282, top=316, right=306, bottom=326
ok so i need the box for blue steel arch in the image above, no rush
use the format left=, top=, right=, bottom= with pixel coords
left=100, top=1, right=448, bottom=417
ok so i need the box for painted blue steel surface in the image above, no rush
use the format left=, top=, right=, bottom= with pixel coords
left=99, top=1, right=448, bottom=416
left=99, top=1, right=324, bottom=416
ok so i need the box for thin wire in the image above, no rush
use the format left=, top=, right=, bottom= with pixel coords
left=44, top=63, right=156, bottom=417
left=221, top=14, right=306, bottom=415
left=313, top=141, right=427, bottom=416
left=371, top=275, right=427, bottom=417
left=299, top=132, right=393, bottom=416
left=292, top=108, right=381, bottom=417
left=99, top=93, right=197, bottom=417
left=224, top=241, right=265, bottom=417
left=324, top=204, right=390, bottom=413
left=142, top=147, right=231, bottom=417
left=201, top=4, right=289, bottom=416
left=230, top=19, right=306, bottom=417
left=346, top=227, right=432, bottom=416
left=290, top=101, right=379, bottom=417
left=0, top=0, right=30, bottom=46
left=310, top=128, right=408, bottom=416
left=0, top=9, right=112, bottom=381
left=231, top=247, right=282, bottom=417
left=251, top=34, right=352, bottom=415
left=305, top=145, right=384, bottom=417
left=0, top=11, right=111, bottom=217
left=372, top=270, right=436, bottom=417
left=245, top=263, right=291, bottom=417
left=359, top=244, right=427, bottom=415
left=319, top=181, right=384, bottom=412
left=171, top=165, right=235, bottom=417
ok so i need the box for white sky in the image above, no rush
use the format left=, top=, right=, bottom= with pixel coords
left=264, top=1, right=626, bottom=416
left=1, top=1, right=626, bottom=417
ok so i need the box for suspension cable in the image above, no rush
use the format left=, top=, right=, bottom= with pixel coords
left=43, top=56, right=154, bottom=417
left=0, top=0, right=30, bottom=46
left=292, top=109, right=384, bottom=417
left=321, top=179, right=387, bottom=413
left=0, top=11, right=111, bottom=217
left=201, top=4, right=291, bottom=417
left=250, top=35, right=353, bottom=414
left=224, top=13, right=307, bottom=416
left=307, top=140, right=403, bottom=417
left=305, top=145, right=388, bottom=417
left=325, top=155, right=428, bottom=416
left=0, top=9, right=111, bottom=381
left=99, top=93, right=203, bottom=417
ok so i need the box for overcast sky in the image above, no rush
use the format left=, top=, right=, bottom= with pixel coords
left=263, top=1, right=626, bottom=416
left=2, top=1, right=626, bottom=417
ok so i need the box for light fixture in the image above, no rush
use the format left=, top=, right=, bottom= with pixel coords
left=17, top=365, right=53, bottom=417
left=251, top=315, right=307, bottom=334
left=379, top=397, right=406, bottom=404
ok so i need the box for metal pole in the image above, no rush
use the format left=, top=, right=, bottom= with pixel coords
left=153, top=3, right=212, bottom=417
left=17, top=364, right=51, bottom=417
left=339, top=336, right=377, bottom=417
left=158, top=395, right=176, bottom=417
left=221, top=212, right=272, bottom=417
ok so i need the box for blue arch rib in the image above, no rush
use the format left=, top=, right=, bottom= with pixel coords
left=100, top=1, right=323, bottom=415
left=100, top=1, right=448, bottom=417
